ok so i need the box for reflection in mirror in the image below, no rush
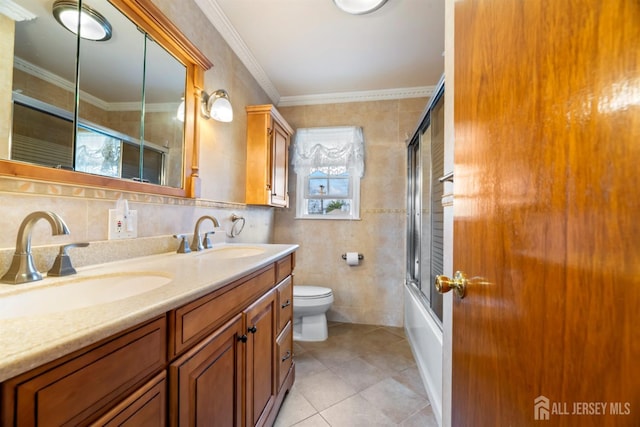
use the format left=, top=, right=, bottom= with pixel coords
left=9, top=0, right=186, bottom=188
left=142, top=36, right=186, bottom=187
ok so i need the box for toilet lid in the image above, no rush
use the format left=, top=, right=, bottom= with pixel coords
left=294, top=286, right=332, bottom=298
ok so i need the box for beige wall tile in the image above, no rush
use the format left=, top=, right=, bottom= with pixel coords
left=275, top=100, right=427, bottom=327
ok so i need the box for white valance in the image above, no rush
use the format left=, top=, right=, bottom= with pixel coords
left=292, top=126, right=365, bottom=177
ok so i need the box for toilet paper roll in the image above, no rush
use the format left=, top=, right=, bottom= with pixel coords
left=346, top=252, right=360, bottom=266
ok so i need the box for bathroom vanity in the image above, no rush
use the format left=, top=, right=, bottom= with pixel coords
left=0, top=244, right=297, bottom=426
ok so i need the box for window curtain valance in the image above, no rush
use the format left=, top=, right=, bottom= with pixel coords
left=292, top=126, right=365, bottom=177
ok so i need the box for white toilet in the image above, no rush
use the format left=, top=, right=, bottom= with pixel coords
left=293, top=286, right=334, bottom=342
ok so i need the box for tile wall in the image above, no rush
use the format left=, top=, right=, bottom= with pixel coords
left=275, top=99, right=428, bottom=327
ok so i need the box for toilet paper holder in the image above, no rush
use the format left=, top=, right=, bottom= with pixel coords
left=341, top=253, right=364, bottom=260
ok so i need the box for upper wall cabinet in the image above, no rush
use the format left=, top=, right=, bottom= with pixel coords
left=2, top=0, right=212, bottom=198
left=245, top=105, right=293, bottom=208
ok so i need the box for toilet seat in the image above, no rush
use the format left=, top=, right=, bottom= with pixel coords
left=294, top=286, right=332, bottom=299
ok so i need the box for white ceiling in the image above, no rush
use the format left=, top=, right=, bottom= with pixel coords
left=195, top=0, right=445, bottom=106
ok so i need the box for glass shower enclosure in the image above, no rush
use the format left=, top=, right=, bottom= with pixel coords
left=406, top=76, right=445, bottom=324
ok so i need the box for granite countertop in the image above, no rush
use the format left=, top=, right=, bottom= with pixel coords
left=0, top=243, right=298, bottom=382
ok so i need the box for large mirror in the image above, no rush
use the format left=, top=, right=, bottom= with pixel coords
left=1, top=0, right=212, bottom=197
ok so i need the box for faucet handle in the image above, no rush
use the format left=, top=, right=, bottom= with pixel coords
left=47, top=242, right=89, bottom=277
left=203, top=231, right=216, bottom=249
left=173, top=234, right=191, bottom=254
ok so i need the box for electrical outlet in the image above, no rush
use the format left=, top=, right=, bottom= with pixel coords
left=108, top=209, right=138, bottom=239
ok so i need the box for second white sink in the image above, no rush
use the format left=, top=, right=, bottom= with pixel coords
left=0, top=272, right=172, bottom=319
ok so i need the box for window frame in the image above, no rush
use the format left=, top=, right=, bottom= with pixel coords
left=295, top=166, right=361, bottom=220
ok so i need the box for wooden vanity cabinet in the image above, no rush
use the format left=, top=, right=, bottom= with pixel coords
left=0, top=252, right=296, bottom=427
left=0, top=317, right=167, bottom=427
left=245, top=105, right=294, bottom=208
left=169, top=252, right=296, bottom=427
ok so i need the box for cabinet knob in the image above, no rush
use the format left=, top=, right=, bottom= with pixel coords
left=248, top=325, right=257, bottom=334
left=238, top=334, right=248, bottom=343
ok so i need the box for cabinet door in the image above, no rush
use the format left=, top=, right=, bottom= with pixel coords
left=269, top=119, right=289, bottom=208
left=170, top=314, right=244, bottom=427
left=244, top=289, right=276, bottom=427
left=91, top=372, right=167, bottom=427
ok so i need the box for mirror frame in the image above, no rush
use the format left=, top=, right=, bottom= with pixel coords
left=1, top=0, right=212, bottom=198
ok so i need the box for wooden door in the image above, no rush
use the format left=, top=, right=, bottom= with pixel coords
left=244, top=289, right=277, bottom=427
left=452, top=1, right=640, bottom=426
left=169, top=315, right=244, bottom=427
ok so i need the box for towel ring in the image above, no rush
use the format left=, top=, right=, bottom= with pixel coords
left=227, top=214, right=246, bottom=238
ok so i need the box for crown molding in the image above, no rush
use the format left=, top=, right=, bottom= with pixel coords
left=278, top=86, right=436, bottom=107
left=194, top=0, right=280, bottom=104
left=0, top=0, right=37, bottom=21
left=194, top=0, right=435, bottom=107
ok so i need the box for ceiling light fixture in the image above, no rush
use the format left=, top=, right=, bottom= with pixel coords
left=201, top=89, right=234, bottom=122
left=332, top=0, right=388, bottom=15
left=52, top=0, right=112, bottom=42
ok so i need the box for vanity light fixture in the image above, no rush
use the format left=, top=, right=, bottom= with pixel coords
left=332, top=0, right=388, bottom=15
left=176, top=97, right=185, bottom=122
left=52, top=0, right=112, bottom=42
left=201, top=89, right=233, bottom=122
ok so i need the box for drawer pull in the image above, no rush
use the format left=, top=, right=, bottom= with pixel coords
left=248, top=325, right=257, bottom=334
left=281, top=300, right=291, bottom=309
left=281, top=351, right=291, bottom=362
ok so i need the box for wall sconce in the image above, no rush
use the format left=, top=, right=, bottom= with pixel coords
left=176, top=97, right=185, bottom=122
left=201, top=89, right=233, bottom=122
left=52, top=0, right=112, bottom=41
left=332, top=0, right=387, bottom=15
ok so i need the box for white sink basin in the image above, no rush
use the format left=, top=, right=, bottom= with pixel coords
left=197, top=245, right=266, bottom=259
left=0, top=272, right=172, bottom=319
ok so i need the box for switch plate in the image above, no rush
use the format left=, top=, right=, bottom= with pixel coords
left=108, top=209, right=138, bottom=240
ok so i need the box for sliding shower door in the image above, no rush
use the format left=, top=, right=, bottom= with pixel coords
left=406, top=78, right=445, bottom=324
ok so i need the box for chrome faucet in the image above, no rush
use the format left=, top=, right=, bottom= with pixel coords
left=191, top=215, right=220, bottom=251
left=1, top=211, right=70, bottom=284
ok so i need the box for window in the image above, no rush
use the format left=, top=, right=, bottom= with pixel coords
left=292, top=126, right=364, bottom=220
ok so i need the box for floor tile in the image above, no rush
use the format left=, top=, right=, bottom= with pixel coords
left=392, top=366, right=429, bottom=398
left=359, top=377, right=429, bottom=423
left=291, top=414, right=331, bottom=427
left=275, top=322, right=435, bottom=426
left=294, top=351, right=329, bottom=378
left=320, top=394, right=396, bottom=427
left=327, top=357, right=393, bottom=392
left=274, top=386, right=318, bottom=427
left=399, top=405, right=439, bottom=427
left=296, top=370, right=357, bottom=412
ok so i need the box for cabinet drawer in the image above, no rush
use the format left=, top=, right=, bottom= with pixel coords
left=276, top=322, right=293, bottom=392
left=276, top=276, right=292, bottom=334
left=91, top=372, right=167, bottom=427
left=6, top=317, right=167, bottom=427
left=275, top=254, right=293, bottom=284
left=171, top=265, right=275, bottom=356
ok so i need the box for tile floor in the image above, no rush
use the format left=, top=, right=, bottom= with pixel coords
left=274, top=322, right=438, bottom=426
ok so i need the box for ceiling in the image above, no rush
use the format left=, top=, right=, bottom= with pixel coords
left=195, top=0, right=445, bottom=106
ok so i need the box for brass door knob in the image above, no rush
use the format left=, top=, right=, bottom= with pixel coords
left=435, top=271, right=467, bottom=299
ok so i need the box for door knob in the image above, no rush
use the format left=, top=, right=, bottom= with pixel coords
left=435, top=271, right=467, bottom=299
